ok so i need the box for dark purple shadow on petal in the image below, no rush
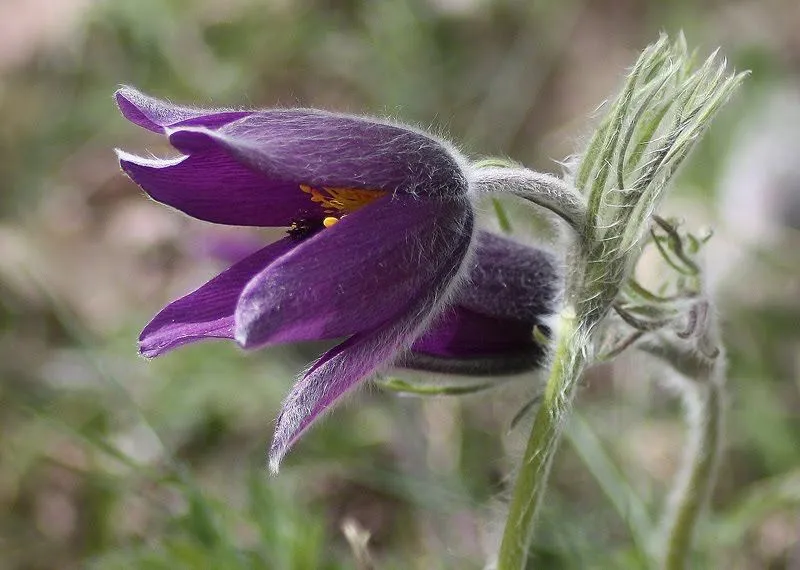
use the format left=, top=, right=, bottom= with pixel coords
left=235, top=194, right=470, bottom=348
left=411, top=306, right=535, bottom=357
left=267, top=204, right=475, bottom=472
left=200, top=111, right=468, bottom=199
left=459, top=231, right=562, bottom=322
left=401, top=307, right=547, bottom=376
left=139, top=237, right=295, bottom=358
left=115, top=87, right=251, bottom=133
left=117, top=142, right=322, bottom=226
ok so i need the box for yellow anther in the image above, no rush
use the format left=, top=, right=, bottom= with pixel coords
left=323, top=216, right=340, bottom=228
left=300, top=184, right=387, bottom=214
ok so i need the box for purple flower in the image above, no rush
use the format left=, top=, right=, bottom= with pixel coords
left=202, top=229, right=560, bottom=377
left=402, top=231, right=559, bottom=376
left=115, top=87, right=557, bottom=470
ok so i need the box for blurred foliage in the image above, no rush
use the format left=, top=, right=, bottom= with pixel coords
left=1, top=0, right=799, bottom=568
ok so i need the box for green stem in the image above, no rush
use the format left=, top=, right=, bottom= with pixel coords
left=497, top=308, right=588, bottom=570
left=659, top=367, right=725, bottom=570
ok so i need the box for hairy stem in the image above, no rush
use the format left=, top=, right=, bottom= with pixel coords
left=471, top=167, right=588, bottom=235
left=497, top=308, right=589, bottom=569
left=659, top=365, right=726, bottom=569
left=490, top=34, right=742, bottom=569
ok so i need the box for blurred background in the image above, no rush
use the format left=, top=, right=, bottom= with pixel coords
left=1, top=0, right=799, bottom=568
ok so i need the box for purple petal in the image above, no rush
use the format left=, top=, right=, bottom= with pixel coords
left=115, top=87, right=251, bottom=133
left=459, top=231, right=561, bottom=322
left=268, top=208, right=474, bottom=471
left=186, top=110, right=468, bottom=198
left=139, top=237, right=295, bottom=358
left=403, top=306, right=547, bottom=376
left=235, top=194, right=473, bottom=348
left=399, top=231, right=560, bottom=376
left=116, top=143, right=323, bottom=226
left=118, top=107, right=466, bottom=227
left=411, top=306, right=536, bottom=357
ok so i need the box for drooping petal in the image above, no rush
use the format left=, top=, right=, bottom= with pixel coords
left=399, top=231, right=561, bottom=375
left=115, top=87, right=251, bottom=133
left=411, top=307, right=536, bottom=356
left=459, top=231, right=561, bottom=322
left=268, top=209, right=474, bottom=471
left=235, top=194, right=473, bottom=348
left=176, top=110, right=468, bottom=199
left=116, top=143, right=321, bottom=226
left=402, top=306, right=547, bottom=376
left=139, top=237, right=295, bottom=358
left=118, top=106, right=467, bottom=226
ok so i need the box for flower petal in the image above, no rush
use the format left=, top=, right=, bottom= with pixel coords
left=115, top=87, right=250, bottom=133
left=459, top=231, right=561, bottom=322
left=403, top=306, right=547, bottom=376
left=118, top=108, right=467, bottom=226
left=116, top=143, right=320, bottom=226
left=139, top=237, right=296, bottom=358
left=411, top=307, right=536, bottom=356
left=398, top=231, right=560, bottom=376
left=182, top=110, right=468, bottom=198
left=235, top=194, right=473, bottom=348
left=268, top=209, right=474, bottom=471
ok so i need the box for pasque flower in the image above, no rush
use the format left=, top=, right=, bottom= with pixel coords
left=202, top=229, right=560, bottom=377
left=379, top=230, right=559, bottom=375
left=115, top=87, right=558, bottom=469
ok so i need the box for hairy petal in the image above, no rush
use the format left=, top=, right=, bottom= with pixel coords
left=139, top=238, right=295, bottom=358
left=117, top=107, right=467, bottom=226
left=183, top=110, right=468, bottom=198
left=236, top=195, right=473, bottom=347
left=398, top=232, right=561, bottom=376
left=116, top=142, right=321, bottom=226
left=115, top=87, right=250, bottom=133
left=411, top=306, right=539, bottom=357
left=268, top=208, right=475, bottom=471
left=460, top=231, right=562, bottom=322
left=402, top=307, right=547, bottom=376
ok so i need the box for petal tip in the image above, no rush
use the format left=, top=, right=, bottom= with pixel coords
left=114, top=85, right=139, bottom=104
left=233, top=330, right=261, bottom=351
left=115, top=149, right=186, bottom=179
left=267, top=452, right=282, bottom=475
left=138, top=332, right=159, bottom=358
left=137, top=345, right=157, bottom=360
left=233, top=298, right=266, bottom=349
left=115, top=86, right=170, bottom=133
left=114, top=148, right=140, bottom=169
left=269, top=423, right=294, bottom=475
left=116, top=87, right=252, bottom=134
left=233, top=320, right=249, bottom=348
left=138, top=330, right=165, bottom=359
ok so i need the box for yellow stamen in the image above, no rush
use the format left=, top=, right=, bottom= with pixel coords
left=322, top=216, right=339, bottom=228
left=300, top=184, right=387, bottom=214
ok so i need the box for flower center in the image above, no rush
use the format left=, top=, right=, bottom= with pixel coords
left=288, top=184, right=387, bottom=238
left=299, top=184, right=387, bottom=227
